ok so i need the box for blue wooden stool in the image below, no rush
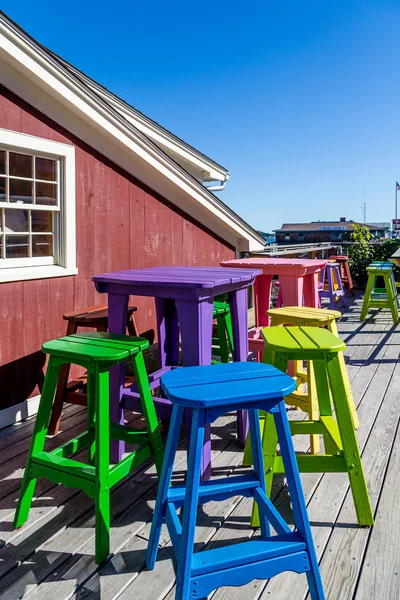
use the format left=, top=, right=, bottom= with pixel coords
left=146, top=362, right=325, bottom=600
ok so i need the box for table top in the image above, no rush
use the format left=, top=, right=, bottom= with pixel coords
left=220, top=257, right=327, bottom=275
left=93, top=266, right=262, bottom=290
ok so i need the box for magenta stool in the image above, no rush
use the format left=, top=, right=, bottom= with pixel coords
left=319, top=263, right=346, bottom=309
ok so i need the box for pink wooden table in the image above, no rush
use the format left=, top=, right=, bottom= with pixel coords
left=220, top=258, right=327, bottom=350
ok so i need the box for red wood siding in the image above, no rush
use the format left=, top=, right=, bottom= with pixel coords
left=0, top=85, right=235, bottom=411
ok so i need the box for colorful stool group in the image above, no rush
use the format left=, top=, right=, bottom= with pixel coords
left=244, top=325, right=373, bottom=528
left=319, top=262, right=346, bottom=309
left=147, top=362, right=326, bottom=600
left=14, top=332, right=164, bottom=564
left=360, top=261, right=399, bottom=323
left=329, top=255, right=354, bottom=296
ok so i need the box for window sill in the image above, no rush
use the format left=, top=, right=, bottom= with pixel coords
left=0, top=265, right=78, bottom=283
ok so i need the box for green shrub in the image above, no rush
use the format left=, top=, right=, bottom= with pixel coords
left=348, top=224, right=374, bottom=284
left=373, top=238, right=400, bottom=282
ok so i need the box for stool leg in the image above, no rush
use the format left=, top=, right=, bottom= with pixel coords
left=248, top=409, right=270, bottom=538
left=48, top=321, right=77, bottom=435
left=132, top=351, right=164, bottom=475
left=94, top=369, right=111, bottom=564
left=360, top=274, right=374, bottom=321
left=216, top=315, right=230, bottom=363
left=326, top=355, right=374, bottom=526
left=14, top=357, right=61, bottom=528
left=250, top=411, right=278, bottom=528
left=225, top=310, right=234, bottom=356
left=328, top=320, right=359, bottom=430
left=313, top=360, right=337, bottom=456
left=87, top=372, right=96, bottom=465
left=147, top=404, right=184, bottom=569
left=176, top=408, right=205, bottom=600
left=307, top=361, right=320, bottom=454
left=273, top=400, right=325, bottom=600
left=384, top=272, right=399, bottom=324
left=326, top=266, right=335, bottom=310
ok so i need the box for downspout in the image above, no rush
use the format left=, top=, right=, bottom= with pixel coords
left=204, top=180, right=227, bottom=192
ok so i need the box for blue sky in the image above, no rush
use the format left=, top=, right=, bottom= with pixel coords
left=3, top=1, right=400, bottom=231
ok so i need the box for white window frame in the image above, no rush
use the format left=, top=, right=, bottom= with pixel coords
left=0, top=129, right=77, bottom=283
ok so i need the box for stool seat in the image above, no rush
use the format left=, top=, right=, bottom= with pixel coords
left=43, top=332, right=149, bottom=363
left=161, top=362, right=295, bottom=407
left=267, top=306, right=341, bottom=325
left=262, top=325, right=346, bottom=356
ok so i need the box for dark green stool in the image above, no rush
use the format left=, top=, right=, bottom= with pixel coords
left=14, top=332, right=163, bottom=564
left=212, top=295, right=234, bottom=363
left=360, top=262, right=399, bottom=323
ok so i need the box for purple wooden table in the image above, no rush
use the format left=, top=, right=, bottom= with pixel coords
left=92, top=266, right=261, bottom=479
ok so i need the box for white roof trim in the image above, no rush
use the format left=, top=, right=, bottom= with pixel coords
left=53, top=58, right=229, bottom=183
left=0, top=12, right=265, bottom=252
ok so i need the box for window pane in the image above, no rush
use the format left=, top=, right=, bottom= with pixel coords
left=6, top=235, right=29, bottom=258
left=5, top=209, right=29, bottom=232
left=9, top=179, right=33, bottom=204
left=35, top=182, right=57, bottom=206
left=32, top=211, right=52, bottom=232
left=0, top=178, right=6, bottom=201
left=32, top=234, right=53, bottom=257
left=0, top=151, right=5, bottom=175
left=9, top=152, right=32, bottom=178
left=35, top=157, right=57, bottom=181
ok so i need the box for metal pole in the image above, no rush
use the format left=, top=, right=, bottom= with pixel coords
left=396, top=182, right=398, bottom=236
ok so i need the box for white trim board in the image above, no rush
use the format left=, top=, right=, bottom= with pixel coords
left=0, top=394, right=40, bottom=430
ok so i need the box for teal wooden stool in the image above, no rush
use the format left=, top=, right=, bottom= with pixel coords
left=14, top=332, right=163, bottom=564
left=360, top=262, right=399, bottom=323
left=244, top=326, right=374, bottom=528
left=212, top=295, right=234, bottom=363
left=147, top=362, right=325, bottom=600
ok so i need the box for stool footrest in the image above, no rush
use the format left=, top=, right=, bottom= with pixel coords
left=108, top=444, right=152, bottom=487
left=31, top=452, right=96, bottom=497
left=273, top=454, right=347, bottom=473
left=51, top=431, right=93, bottom=458
left=168, top=474, right=260, bottom=507
left=191, top=533, right=307, bottom=576
left=190, top=548, right=310, bottom=599
left=109, top=423, right=150, bottom=446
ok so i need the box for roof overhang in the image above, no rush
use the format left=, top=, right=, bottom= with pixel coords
left=0, top=13, right=265, bottom=253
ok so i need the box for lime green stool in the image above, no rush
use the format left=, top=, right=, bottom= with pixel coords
left=212, top=295, right=234, bottom=363
left=360, top=262, right=399, bottom=323
left=243, top=325, right=373, bottom=528
left=14, top=332, right=163, bottom=564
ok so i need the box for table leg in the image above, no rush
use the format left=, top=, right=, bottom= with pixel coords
left=254, top=274, right=273, bottom=327
left=175, top=297, right=214, bottom=480
left=279, top=275, right=304, bottom=306
left=155, top=298, right=180, bottom=367
left=303, top=273, right=320, bottom=308
left=228, top=287, right=249, bottom=446
left=108, top=292, right=129, bottom=462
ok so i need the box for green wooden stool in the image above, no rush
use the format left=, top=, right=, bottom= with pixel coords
left=14, top=332, right=163, bottom=564
left=360, top=262, right=399, bottom=323
left=212, top=295, right=234, bottom=363
left=243, top=326, right=373, bottom=528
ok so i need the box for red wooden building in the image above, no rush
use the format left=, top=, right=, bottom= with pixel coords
left=0, top=13, right=264, bottom=426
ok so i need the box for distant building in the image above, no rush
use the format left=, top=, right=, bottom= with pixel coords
left=275, top=217, right=390, bottom=245
left=257, top=231, right=275, bottom=245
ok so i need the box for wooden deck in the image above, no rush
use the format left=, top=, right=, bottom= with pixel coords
left=0, top=294, right=399, bottom=600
